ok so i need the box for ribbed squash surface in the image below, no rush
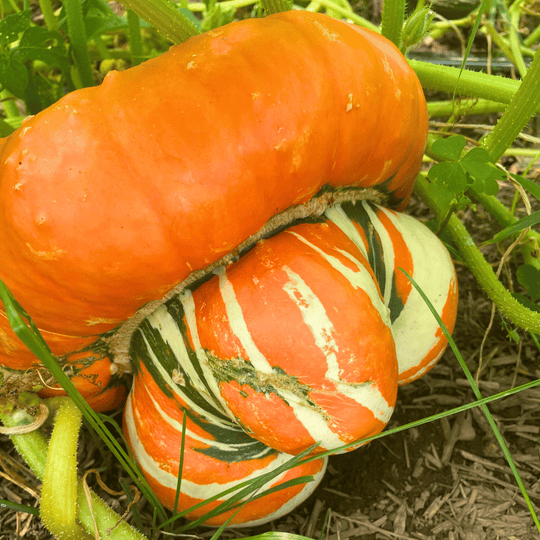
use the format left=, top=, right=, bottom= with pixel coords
left=0, top=11, right=427, bottom=382
left=125, top=202, right=457, bottom=525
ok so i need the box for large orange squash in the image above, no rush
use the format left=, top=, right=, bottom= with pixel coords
left=0, top=10, right=428, bottom=406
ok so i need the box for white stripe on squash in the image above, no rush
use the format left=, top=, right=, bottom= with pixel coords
left=324, top=204, right=369, bottom=259
left=216, top=266, right=275, bottom=375
left=144, top=386, right=271, bottom=458
left=125, top=391, right=326, bottom=517
left=178, top=288, right=240, bottom=421
left=286, top=230, right=391, bottom=329
left=217, top=264, right=348, bottom=450
left=361, top=201, right=397, bottom=307
left=380, top=208, right=455, bottom=377
left=282, top=265, right=393, bottom=425
left=143, top=307, right=235, bottom=429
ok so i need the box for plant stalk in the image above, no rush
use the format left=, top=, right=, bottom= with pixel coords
left=410, top=59, right=522, bottom=103
left=508, top=1, right=527, bottom=78
left=40, top=398, right=93, bottom=540
left=64, top=0, right=95, bottom=88
left=0, top=402, right=149, bottom=540
left=119, top=0, right=199, bottom=44
left=381, top=0, right=405, bottom=48
left=38, top=0, right=58, bottom=31
left=427, top=98, right=508, bottom=117
left=415, top=174, right=540, bottom=334
left=127, top=9, right=144, bottom=66
left=481, top=46, right=540, bottom=163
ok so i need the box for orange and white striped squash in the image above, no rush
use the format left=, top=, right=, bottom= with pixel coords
left=0, top=10, right=428, bottom=410
left=124, top=202, right=457, bottom=526
left=124, top=360, right=327, bottom=528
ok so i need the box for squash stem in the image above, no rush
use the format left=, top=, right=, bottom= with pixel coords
left=524, top=22, right=540, bottom=48
left=0, top=401, right=150, bottom=540
left=380, top=0, right=405, bottom=49
left=38, top=0, right=58, bottom=31
left=40, top=398, right=93, bottom=540
left=427, top=98, right=508, bottom=117
left=480, top=45, right=540, bottom=163
left=127, top=9, right=144, bottom=66
left=63, top=0, right=95, bottom=88
left=508, top=1, right=528, bottom=78
left=409, top=59, right=533, bottom=107
left=119, top=0, right=199, bottom=44
left=414, top=174, right=540, bottom=333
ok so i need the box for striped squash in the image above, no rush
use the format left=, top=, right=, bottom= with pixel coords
left=124, top=202, right=457, bottom=526
left=0, top=10, right=428, bottom=410
left=124, top=360, right=327, bottom=528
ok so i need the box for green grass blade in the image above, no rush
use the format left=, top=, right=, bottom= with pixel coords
left=0, top=499, right=39, bottom=516
left=399, top=268, right=540, bottom=533
left=510, top=172, right=540, bottom=202
left=0, top=279, right=168, bottom=522
left=243, top=534, right=316, bottom=540
left=482, top=210, right=540, bottom=245
left=172, top=410, right=187, bottom=519
left=161, top=444, right=319, bottom=530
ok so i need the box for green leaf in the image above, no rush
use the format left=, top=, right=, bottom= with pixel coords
left=516, top=265, right=540, bottom=302
left=424, top=181, right=455, bottom=211
left=428, top=161, right=468, bottom=194
left=0, top=10, right=32, bottom=49
left=483, top=175, right=501, bottom=196
left=510, top=173, right=540, bottom=202
left=57, top=0, right=126, bottom=41
left=461, top=147, right=492, bottom=180
left=431, top=134, right=466, bottom=161
left=200, top=4, right=235, bottom=33
left=483, top=210, right=540, bottom=245
left=469, top=173, right=500, bottom=196
left=15, top=27, right=70, bottom=72
left=0, top=116, right=15, bottom=136
left=0, top=55, right=28, bottom=100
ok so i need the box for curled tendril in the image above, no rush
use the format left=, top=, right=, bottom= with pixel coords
left=0, top=403, right=49, bottom=435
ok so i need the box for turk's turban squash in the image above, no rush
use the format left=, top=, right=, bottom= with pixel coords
left=0, top=10, right=457, bottom=527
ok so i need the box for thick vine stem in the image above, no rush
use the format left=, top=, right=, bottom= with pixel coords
left=415, top=174, right=540, bottom=334
left=0, top=402, right=149, bottom=540
left=119, top=0, right=199, bottom=44
left=429, top=44, right=540, bottom=271
left=64, top=0, right=95, bottom=88
left=409, top=60, right=530, bottom=107
left=40, top=398, right=93, bottom=540
left=481, top=45, right=540, bottom=163
left=380, top=0, right=405, bottom=49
